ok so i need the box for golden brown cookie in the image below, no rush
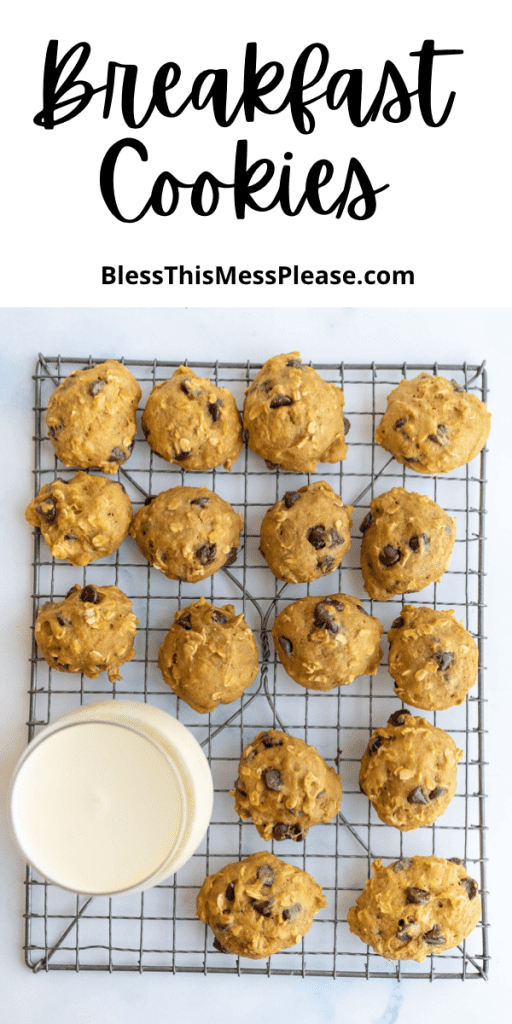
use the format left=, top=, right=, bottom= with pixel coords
left=35, top=583, right=138, bottom=683
left=375, top=373, right=491, bottom=474
left=231, top=729, right=342, bottom=841
left=25, top=472, right=133, bottom=566
left=260, top=481, right=353, bottom=583
left=243, top=352, right=347, bottom=472
left=129, top=487, right=243, bottom=582
left=45, top=360, right=141, bottom=473
left=359, top=710, right=462, bottom=831
left=388, top=606, right=478, bottom=710
left=157, top=597, right=259, bottom=713
left=141, top=366, right=243, bottom=471
left=347, top=856, right=481, bottom=962
left=272, top=594, right=382, bottom=691
left=196, top=851, right=326, bottom=959
left=360, top=488, right=455, bottom=601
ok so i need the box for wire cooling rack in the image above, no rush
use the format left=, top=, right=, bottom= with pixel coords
left=23, top=356, right=489, bottom=980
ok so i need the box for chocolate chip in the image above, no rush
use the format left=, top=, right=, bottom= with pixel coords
left=394, top=859, right=412, bottom=872
left=451, top=380, right=465, bottom=393
left=176, top=615, right=192, bottom=630
left=144, top=495, right=156, bottom=505
left=428, top=433, right=442, bottom=445
left=434, top=650, right=454, bottom=671
left=406, top=887, right=430, bottom=905
left=407, top=786, right=429, bottom=805
left=174, top=449, right=192, bottom=461
left=260, top=733, right=282, bottom=748
left=379, top=545, right=401, bottom=567
left=388, top=709, right=412, bottom=727
left=404, top=457, right=419, bottom=463
left=48, top=423, right=64, bottom=439
left=313, top=601, right=339, bottom=634
left=396, top=925, right=412, bottom=942
left=213, top=937, right=228, bottom=954
left=278, top=636, right=293, bottom=656
left=424, top=925, right=446, bottom=946
left=208, top=399, right=223, bottom=421
left=265, top=460, right=280, bottom=470
left=449, top=857, right=464, bottom=865
left=63, top=533, right=76, bottom=541
left=196, top=543, right=216, bottom=565
left=262, top=768, right=282, bottom=792
left=180, top=380, right=191, bottom=395
left=438, top=424, right=448, bottom=435
left=223, top=546, right=238, bottom=567
left=225, top=883, right=235, bottom=902
left=272, top=823, right=305, bottom=841
left=329, top=528, right=344, bottom=547
left=360, top=512, right=373, bottom=533
left=391, top=616, right=405, bottom=629
left=66, top=586, right=78, bottom=597
left=108, top=447, right=126, bottom=462
left=429, top=786, right=447, bottom=801
left=307, top=525, right=329, bottom=549
left=286, top=359, right=302, bottom=368
left=252, top=899, right=274, bottom=917
left=368, top=736, right=383, bottom=755
left=90, top=379, right=106, bottom=397
left=393, top=418, right=406, bottom=429
left=257, top=864, right=274, bottom=886
left=191, top=496, right=209, bottom=507
left=234, top=777, right=246, bottom=795
left=56, top=614, right=71, bottom=626
left=80, top=586, right=99, bottom=604
left=460, top=877, right=478, bottom=900
left=282, top=904, right=302, bottom=921
left=211, top=611, right=226, bottom=624
left=283, top=490, right=300, bottom=509
left=35, top=497, right=57, bottom=523
left=356, top=604, right=369, bottom=616
left=270, top=395, right=293, bottom=408
left=343, top=416, right=351, bottom=435
left=409, top=536, right=421, bottom=552
left=319, top=556, right=335, bottom=573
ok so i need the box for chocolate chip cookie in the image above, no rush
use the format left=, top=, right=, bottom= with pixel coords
left=359, top=710, right=462, bottom=830
left=196, top=851, right=327, bottom=959
left=260, top=481, right=353, bottom=583
left=388, top=606, right=479, bottom=710
left=141, top=366, right=243, bottom=471
left=45, top=360, right=141, bottom=473
left=375, top=373, right=491, bottom=474
left=347, top=855, right=481, bottom=962
left=271, top=594, right=383, bottom=691
left=129, top=486, right=243, bottom=582
left=360, top=488, right=455, bottom=601
left=25, top=472, right=133, bottom=565
left=232, top=729, right=342, bottom=841
left=35, top=584, right=138, bottom=683
left=243, top=352, right=347, bottom=472
left=157, top=597, right=259, bottom=713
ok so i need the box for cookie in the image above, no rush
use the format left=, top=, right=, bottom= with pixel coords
left=243, top=352, right=347, bottom=472
left=375, top=373, right=491, bottom=475
left=35, top=584, right=138, bottom=683
left=272, top=594, right=382, bottom=691
left=141, top=366, right=243, bottom=471
left=129, top=486, right=243, bottom=582
left=347, top=855, right=481, bottom=962
left=231, top=729, right=342, bottom=842
left=157, top=597, right=259, bottom=713
left=360, top=488, right=455, bottom=601
left=25, top=472, right=133, bottom=566
left=45, top=360, right=141, bottom=473
left=196, top=851, right=326, bottom=959
left=359, top=710, right=462, bottom=831
left=260, top=481, right=353, bottom=583
left=388, top=606, right=478, bottom=710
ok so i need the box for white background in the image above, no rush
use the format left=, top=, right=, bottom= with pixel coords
left=1, top=0, right=511, bottom=306
left=0, top=305, right=510, bottom=1022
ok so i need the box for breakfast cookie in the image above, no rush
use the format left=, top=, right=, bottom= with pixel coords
left=388, top=606, right=478, bottom=710
left=260, top=481, right=353, bottom=583
left=25, top=472, right=133, bottom=565
left=243, top=352, right=347, bottom=472
left=231, top=729, right=342, bottom=841
left=129, top=486, right=243, bottom=582
left=157, top=597, right=259, bottom=713
left=196, top=851, right=327, bottom=959
left=360, top=488, right=455, bottom=601
left=359, top=710, right=462, bottom=831
left=45, top=360, right=141, bottom=473
left=35, top=584, right=138, bottom=683
left=141, top=366, right=243, bottom=471
left=271, top=594, right=383, bottom=691
left=375, top=373, right=491, bottom=475
left=347, top=855, right=481, bottom=962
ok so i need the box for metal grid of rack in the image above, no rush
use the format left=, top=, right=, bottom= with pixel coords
left=23, top=355, right=489, bottom=979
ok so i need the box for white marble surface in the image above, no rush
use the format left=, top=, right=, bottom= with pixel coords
left=0, top=307, right=510, bottom=1022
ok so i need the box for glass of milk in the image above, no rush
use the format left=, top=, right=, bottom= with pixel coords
left=9, top=700, right=214, bottom=896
